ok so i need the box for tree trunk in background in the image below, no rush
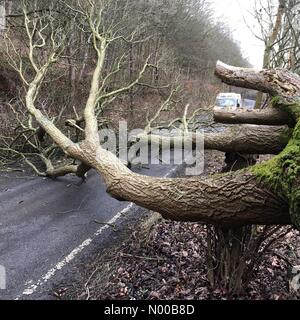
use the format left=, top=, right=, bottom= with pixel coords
left=129, top=42, right=134, bottom=120
left=207, top=153, right=257, bottom=295
left=255, top=1, right=285, bottom=108
left=0, top=1, right=7, bottom=35
left=68, top=46, right=77, bottom=106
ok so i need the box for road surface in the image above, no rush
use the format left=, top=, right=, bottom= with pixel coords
left=0, top=163, right=179, bottom=300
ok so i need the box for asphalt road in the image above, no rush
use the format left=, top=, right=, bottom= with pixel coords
left=0, top=163, right=178, bottom=300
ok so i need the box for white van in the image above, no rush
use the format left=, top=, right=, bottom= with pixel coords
left=214, top=93, right=242, bottom=111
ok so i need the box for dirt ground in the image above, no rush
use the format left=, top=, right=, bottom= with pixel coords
left=60, top=152, right=300, bottom=300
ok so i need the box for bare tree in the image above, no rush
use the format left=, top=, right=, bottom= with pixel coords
left=250, top=0, right=300, bottom=107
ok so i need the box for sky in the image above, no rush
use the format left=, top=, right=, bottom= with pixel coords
left=211, top=0, right=266, bottom=68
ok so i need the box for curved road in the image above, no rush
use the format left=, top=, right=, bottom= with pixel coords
left=0, top=163, right=178, bottom=300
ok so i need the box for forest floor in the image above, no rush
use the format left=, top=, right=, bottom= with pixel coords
left=61, top=151, right=300, bottom=300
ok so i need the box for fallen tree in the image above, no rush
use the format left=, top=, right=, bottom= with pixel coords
left=138, top=124, right=291, bottom=154
left=214, top=108, right=294, bottom=126
left=215, top=61, right=300, bottom=228
left=4, top=1, right=300, bottom=298
left=5, top=2, right=300, bottom=230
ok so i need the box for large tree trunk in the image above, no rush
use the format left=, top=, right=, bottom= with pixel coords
left=138, top=124, right=291, bottom=154
left=214, top=109, right=294, bottom=126
left=255, top=0, right=285, bottom=108
left=204, top=125, right=289, bottom=154
left=69, top=144, right=290, bottom=226
left=214, top=61, right=300, bottom=105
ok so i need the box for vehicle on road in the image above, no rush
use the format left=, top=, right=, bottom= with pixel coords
left=243, top=99, right=256, bottom=110
left=214, top=92, right=242, bottom=111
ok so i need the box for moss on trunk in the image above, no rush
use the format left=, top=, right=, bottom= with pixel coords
left=251, top=119, right=300, bottom=228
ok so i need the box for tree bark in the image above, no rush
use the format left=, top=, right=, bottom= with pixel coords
left=46, top=162, right=90, bottom=179
left=215, top=61, right=300, bottom=107
left=138, top=124, right=291, bottom=154
left=214, top=109, right=294, bottom=127
left=64, top=144, right=290, bottom=227
left=204, top=125, right=289, bottom=154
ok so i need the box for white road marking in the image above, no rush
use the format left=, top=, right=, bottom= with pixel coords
left=17, top=167, right=178, bottom=299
